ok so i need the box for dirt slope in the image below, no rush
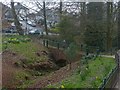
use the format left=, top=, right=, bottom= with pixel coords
left=30, top=61, right=80, bottom=88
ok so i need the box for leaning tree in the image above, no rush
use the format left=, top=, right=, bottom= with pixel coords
left=11, top=0, right=23, bottom=35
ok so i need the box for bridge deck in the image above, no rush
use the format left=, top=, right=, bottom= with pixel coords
left=114, top=71, right=120, bottom=89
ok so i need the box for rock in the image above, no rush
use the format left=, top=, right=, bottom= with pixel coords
left=14, top=62, right=20, bottom=67
left=22, top=64, right=27, bottom=68
left=12, top=52, right=16, bottom=56
left=20, top=58, right=28, bottom=64
left=41, top=51, right=48, bottom=55
left=35, top=52, right=41, bottom=57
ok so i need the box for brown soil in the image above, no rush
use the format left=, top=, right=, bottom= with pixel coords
left=28, top=48, right=82, bottom=88
left=2, top=50, right=26, bottom=88
left=28, top=60, right=58, bottom=71
left=29, top=61, right=80, bottom=88
left=2, top=48, right=82, bottom=88
left=49, top=48, right=67, bottom=61
left=2, top=50, right=58, bottom=88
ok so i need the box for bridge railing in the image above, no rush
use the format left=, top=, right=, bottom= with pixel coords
left=99, top=65, right=119, bottom=89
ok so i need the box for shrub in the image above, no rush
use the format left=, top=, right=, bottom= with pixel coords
left=65, top=43, right=78, bottom=69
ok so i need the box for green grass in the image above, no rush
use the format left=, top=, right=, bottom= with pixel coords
left=13, top=70, right=36, bottom=88
left=2, top=35, right=48, bottom=64
left=47, top=57, right=116, bottom=88
left=8, top=42, right=48, bottom=63
left=2, top=35, right=50, bottom=88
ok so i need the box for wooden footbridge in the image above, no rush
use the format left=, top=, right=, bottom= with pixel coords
left=99, top=50, right=120, bottom=90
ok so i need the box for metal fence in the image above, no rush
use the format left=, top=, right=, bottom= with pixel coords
left=42, top=39, right=69, bottom=49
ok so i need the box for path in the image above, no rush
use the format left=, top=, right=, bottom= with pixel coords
left=114, top=69, right=120, bottom=89
left=30, top=61, right=80, bottom=88
left=101, top=55, right=115, bottom=58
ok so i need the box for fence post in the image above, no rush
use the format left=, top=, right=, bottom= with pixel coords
left=46, top=40, right=48, bottom=48
left=115, top=50, right=120, bottom=73
left=103, top=78, right=106, bottom=85
left=57, top=42, right=59, bottom=49
left=43, top=39, right=45, bottom=46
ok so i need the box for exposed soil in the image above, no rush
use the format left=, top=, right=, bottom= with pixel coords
left=28, top=48, right=82, bottom=88
left=28, top=60, right=58, bottom=71
left=2, top=50, right=26, bottom=88
left=2, top=50, right=58, bottom=88
left=48, top=48, right=67, bottom=67
left=2, top=48, right=82, bottom=88
left=29, top=61, right=80, bottom=88
left=48, top=48, right=82, bottom=66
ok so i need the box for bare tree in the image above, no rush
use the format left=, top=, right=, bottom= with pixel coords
left=60, top=0, right=62, bottom=14
left=11, top=0, right=23, bottom=35
left=43, top=1, right=48, bottom=35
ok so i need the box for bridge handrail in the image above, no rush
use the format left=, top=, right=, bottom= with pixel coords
left=99, top=65, right=118, bottom=89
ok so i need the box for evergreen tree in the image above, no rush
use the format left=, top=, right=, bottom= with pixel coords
left=84, top=2, right=105, bottom=51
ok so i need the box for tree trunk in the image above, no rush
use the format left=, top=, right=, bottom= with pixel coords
left=81, top=2, right=86, bottom=43
left=118, top=2, right=120, bottom=49
left=11, top=0, right=23, bottom=35
left=106, top=2, right=113, bottom=52
left=60, top=0, right=62, bottom=15
left=43, top=1, right=48, bottom=35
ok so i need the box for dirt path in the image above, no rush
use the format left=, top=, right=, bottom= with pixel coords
left=30, top=61, right=80, bottom=88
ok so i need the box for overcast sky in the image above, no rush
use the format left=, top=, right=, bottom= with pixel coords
left=0, top=0, right=119, bottom=2
left=0, top=0, right=119, bottom=13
